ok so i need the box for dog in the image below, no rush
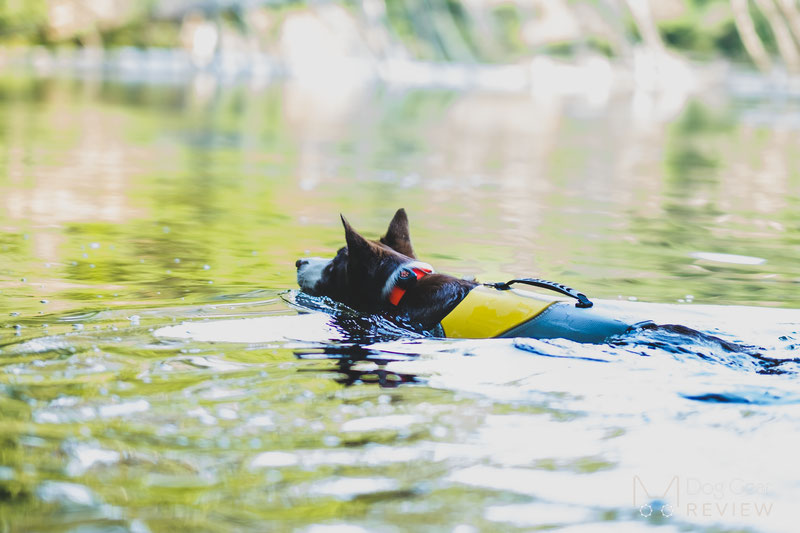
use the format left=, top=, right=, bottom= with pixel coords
left=295, top=209, right=654, bottom=343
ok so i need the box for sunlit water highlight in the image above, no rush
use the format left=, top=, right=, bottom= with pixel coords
left=1, top=71, right=800, bottom=532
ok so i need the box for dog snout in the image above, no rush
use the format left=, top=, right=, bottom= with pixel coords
left=296, top=257, right=331, bottom=293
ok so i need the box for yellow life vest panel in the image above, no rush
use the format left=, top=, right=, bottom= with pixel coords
left=439, top=285, right=557, bottom=338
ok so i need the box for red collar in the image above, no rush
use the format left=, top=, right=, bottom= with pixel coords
left=387, top=263, right=433, bottom=306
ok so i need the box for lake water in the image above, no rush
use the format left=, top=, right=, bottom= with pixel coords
left=1, top=70, right=800, bottom=532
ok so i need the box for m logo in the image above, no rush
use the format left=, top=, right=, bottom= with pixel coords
left=633, top=475, right=679, bottom=517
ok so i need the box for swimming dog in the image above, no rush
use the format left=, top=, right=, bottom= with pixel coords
left=296, top=209, right=473, bottom=328
left=295, top=209, right=649, bottom=343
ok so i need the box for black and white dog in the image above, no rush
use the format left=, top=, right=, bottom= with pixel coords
left=296, top=209, right=476, bottom=333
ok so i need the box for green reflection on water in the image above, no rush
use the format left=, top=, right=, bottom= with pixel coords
left=2, top=75, right=799, bottom=319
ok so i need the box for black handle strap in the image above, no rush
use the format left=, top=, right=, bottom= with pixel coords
left=486, top=278, right=594, bottom=308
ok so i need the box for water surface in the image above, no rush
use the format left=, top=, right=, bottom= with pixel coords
left=1, top=72, right=800, bottom=532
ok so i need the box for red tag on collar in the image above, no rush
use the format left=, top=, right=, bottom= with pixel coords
left=388, top=266, right=432, bottom=306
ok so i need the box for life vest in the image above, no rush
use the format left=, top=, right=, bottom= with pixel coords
left=439, top=285, right=643, bottom=344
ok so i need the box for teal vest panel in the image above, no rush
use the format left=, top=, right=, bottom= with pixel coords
left=498, top=301, right=646, bottom=343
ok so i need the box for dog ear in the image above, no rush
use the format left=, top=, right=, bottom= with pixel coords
left=341, top=215, right=372, bottom=261
left=380, top=208, right=416, bottom=258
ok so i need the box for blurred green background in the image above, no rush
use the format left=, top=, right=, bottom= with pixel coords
left=0, top=0, right=796, bottom=67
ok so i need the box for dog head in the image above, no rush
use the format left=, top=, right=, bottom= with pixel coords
left=296, top=209, right=433, bottom=311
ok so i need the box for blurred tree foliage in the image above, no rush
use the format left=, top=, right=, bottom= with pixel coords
left=0, top=0, right=788, bottom=66
left=0, top=0, right=171, bottom=47
left=0, top=0, right=49, bottom=45
left=659, top=0, right=778, bottom=60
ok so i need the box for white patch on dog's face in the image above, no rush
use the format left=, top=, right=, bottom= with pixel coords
left=296, top=257, right=331, bottom=293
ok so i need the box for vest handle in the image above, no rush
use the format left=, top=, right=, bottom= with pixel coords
left=486, top=278, right=594, bottom=308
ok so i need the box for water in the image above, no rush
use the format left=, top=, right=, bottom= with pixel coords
left=1, top=71, right=800, bottom=532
